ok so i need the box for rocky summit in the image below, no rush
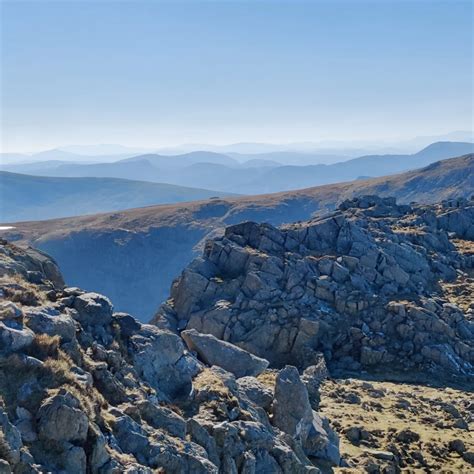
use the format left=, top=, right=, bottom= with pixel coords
left=0, top=239, right=340, bottom=473
left=0, top=195, right=473, bottom=473
left=155, top=195, right=474, bottom=377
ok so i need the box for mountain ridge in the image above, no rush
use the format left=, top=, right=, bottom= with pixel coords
left=0, top=171, right=236, bottom=222
left=3, top=154, right=472, bottom=320
left=3, top=141, right=472, bottom=195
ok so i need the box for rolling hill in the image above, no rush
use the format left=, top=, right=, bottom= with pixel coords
left=0, top=172, right=235, bottom=222
left=2, top=142, right=472, bottom=194
left=2, top=154, right=472, bottom=320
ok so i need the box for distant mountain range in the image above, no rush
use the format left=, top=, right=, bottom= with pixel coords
left=146, top=130, right=474, bottom=155
left=4, top=153, right=472, bottom=320
left=2, top=141, right=473, bottom=195
left=0, top=172, right=235, bottom=222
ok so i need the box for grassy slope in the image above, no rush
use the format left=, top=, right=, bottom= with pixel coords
left=0, top=171, right=234, bottom=222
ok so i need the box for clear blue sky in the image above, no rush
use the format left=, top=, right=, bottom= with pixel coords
left=1, top=0, right=472, bottom=152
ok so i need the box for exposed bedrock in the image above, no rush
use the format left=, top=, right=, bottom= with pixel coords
left=155, top=196, right=474, bottom=377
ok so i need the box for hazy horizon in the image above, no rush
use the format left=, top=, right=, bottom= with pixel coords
left=2, top=129, right=473, bottom=157
left=1, top=1, right=472, bottom=153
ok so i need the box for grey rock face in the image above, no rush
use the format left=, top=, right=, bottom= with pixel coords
left=0, top=240, right=64, bottom=289
left=137, top=400, right=186, bottom=439
left=273, top=366, right=313, bottom=436
left=181, top=328, right=269, bottom=378
left=131, top=324, right=195, bottom=399
left=272, top=366, right=340, bottom=466
left=0, top=406, right=23, bottom=466
left=112, top=312, right=142, bottom=337
left=236, top=376, right=274, bottom=410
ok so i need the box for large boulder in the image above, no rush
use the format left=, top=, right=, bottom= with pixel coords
left=57, top=444, right=87, bottom=474
left=236, top=376, right=274, bottom=410
left=112, top=312, right=141, bottom=338
left=272, top=366, right=313, bottom=436
left=73, top=292, right=113, bottom=326
left=37, top=390, right=89, bottom=443
left=25, top=307, right=76, bottom=342
left=181, top=329, right=269, bottom=378
left=137, top=400, right=186, bottom=439
left=0, top=321, right=34, bottom=354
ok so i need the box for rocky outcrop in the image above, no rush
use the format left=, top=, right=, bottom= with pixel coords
left=156, top=196, right=474, bottom=377
left=0, top=240, right=339, bottom=472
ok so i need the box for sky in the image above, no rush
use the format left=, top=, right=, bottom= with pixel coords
left=1, top=0, right=473, bottom=153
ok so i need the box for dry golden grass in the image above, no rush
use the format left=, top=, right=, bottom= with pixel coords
left=192, top=368, right=242, bottom=422
left=319, top=378, right=474, bottom=472
left=452, top=238, right=474, bottom=256
left=0, top=274, right=45, bottom=307
left=0, top=344, right=106, bottom=423
left=42, top=350, right=76, bottom=384
left=256, top=369, right=278, bottom=389
left=193, top=368, right=230, bottom=397
left=43, top=351, right=107, bottom=418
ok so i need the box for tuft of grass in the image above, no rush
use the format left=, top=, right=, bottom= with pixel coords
left=42, top=351, right=77, bottom=389
left=100, top=410, right=118, bottom=431
left=27, top=334, right=61, bottom=360
left=42, top=351, right=107, bottom=418
left=0, top=431, right=13, bottom=464
left=193, top=368, right=230, bottom=398
left=192, top=368, right=241, bottom=421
